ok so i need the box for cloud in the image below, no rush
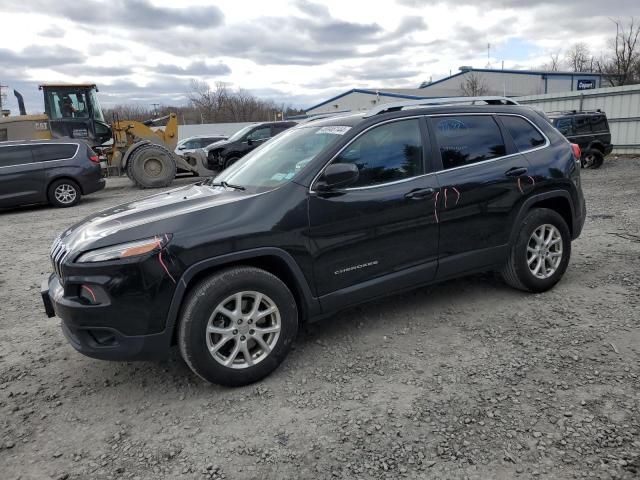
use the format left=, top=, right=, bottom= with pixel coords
left=152, top=61, right=232, bottom=77
left=0, top=45, right=86, bottom=68
left=39, top=26, right=65, bottom=38
left=337, top=57, right=423, bottom=81
left=2, top=0, right=224, bottom=30
left=294, top=0, right=331, bottom=18
left=132, top=10, right=426, bottom=66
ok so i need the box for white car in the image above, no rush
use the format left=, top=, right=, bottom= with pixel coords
left=175, top=135, right=227, bottom=157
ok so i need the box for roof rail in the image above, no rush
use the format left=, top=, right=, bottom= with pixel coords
left=363, top=96, right=520, bottom=117
left=546, top=109, right=604, bottom=116
left=297, top=111, right=357, bottom=124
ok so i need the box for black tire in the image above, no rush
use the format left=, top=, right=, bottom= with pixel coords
left=47, top=178, right=81, bottom=208
left=127, top=144, right=177, bottom=188
left=501, top=208, right=571, bottom=293
left=581, top=149, right=604, bottom=169
left=178, top=267, right=298, bottom=386
left=224, top=156, right=241, bottom=170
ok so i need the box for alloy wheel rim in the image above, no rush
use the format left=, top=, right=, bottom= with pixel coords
left=584, top=154, right=595, bottom=168
left=527, top=224, right=563, bottom=279
left=206, top=291, right=281, bottom=369
left=54, top=184, right=77, bottom=204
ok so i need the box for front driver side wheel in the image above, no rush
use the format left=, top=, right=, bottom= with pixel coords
left=178, top=267, right=298, bottom=386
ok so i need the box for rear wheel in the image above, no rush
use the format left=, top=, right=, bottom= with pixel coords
left=178, top=267, right=298, bottom=386
left=581, top=149, right=604, bottom=169
left=127, top=144, right=177, bottom=188
left=502, top=208, right=571, bottom=293
left=48, top=179, right=81, bottom=208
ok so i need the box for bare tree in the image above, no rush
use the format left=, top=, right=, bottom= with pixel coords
left=460, top=72, right=488, bottom=96
left=565, top=43, right=592, bottom=71
left=597, top=17, right=640, bottom=85
left=542, top=51, right=562, bottom=71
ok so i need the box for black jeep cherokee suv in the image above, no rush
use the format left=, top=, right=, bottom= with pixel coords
left=42, top=100, right=586, bottom=386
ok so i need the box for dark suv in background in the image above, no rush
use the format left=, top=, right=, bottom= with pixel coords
left=549, top=110, right=613, bottom=169
left=0, top=140, right=105, bottom=208
left=205, top=121, right=297, bottom=170
left=42, top=98, right=585, bottom=386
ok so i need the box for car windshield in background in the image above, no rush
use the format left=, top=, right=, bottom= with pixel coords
left=227, top=125, right=255, bottom=142
left=215, top=125, right=350, bottom=191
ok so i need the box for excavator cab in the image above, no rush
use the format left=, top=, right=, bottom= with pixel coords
left=40, top=84, right=112, bottom=147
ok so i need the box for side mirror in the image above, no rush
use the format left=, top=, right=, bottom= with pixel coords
left=177, top=145, right=185, bottom=150
left=316, top=163, right=359, bottom=191
left=247, top=138, right=254, bottom=146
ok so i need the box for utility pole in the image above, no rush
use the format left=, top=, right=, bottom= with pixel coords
left=0, top=84, right=8, bottom=115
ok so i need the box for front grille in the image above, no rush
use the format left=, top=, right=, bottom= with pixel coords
left=50, top=237, right=70, bottom=279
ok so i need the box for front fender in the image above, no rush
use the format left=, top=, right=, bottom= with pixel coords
left=162, top=247, right=321, bottom=347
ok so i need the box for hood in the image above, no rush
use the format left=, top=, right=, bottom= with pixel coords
left=203, top=139, right=232, bottom=153
left=57, top=183, right=256, bottom=254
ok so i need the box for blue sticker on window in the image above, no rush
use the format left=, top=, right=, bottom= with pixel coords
left=437, top=119, right=468, bottom=137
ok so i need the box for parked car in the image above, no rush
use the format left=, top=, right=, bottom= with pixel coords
left=42, top=99, right=586, bottom=386
left=175, top=135, right=228, bottom=157
left=0, top=139, right=105, bottom=208
left=205, top=121, right=297, bottom=170
left=548, top=110, right=613, bottom=169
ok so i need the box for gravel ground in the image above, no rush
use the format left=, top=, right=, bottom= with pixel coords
left=1, top=159, right=639, bottom=480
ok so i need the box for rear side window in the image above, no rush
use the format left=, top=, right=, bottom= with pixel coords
left=589, top=115, right=607, bottom=132
left=333, top=118, right=423, bottom=187
left=0, top=145, right=33, bottom=167
left=434, top=116, right=506, bottom=169
left=31, top=144, right=77, bottom=162
left=499, top=115, right=545, bottom=151
left=574, top=116, right=591, bottom=134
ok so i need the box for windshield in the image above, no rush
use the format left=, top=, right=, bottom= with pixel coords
left=215, top=125, right=351, bottom=191
left=227, top=125, right=255, bottom=142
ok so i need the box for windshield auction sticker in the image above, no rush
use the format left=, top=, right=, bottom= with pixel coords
left=316, top=126, right=351, bottom=135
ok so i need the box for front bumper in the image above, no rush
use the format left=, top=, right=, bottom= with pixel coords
left=41, top=274, right=172, bottom=361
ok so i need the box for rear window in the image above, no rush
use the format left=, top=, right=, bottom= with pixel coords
left=434, top=115, right=506, bottom=170
left=499, top=115, right=545, bottom=151
left=589, top=115, right=607, bottom=132
left=31, top=144, right=78, bottom=162
left=0, top=145, right=33, bottom=167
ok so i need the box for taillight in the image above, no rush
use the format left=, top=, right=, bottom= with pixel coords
left=89, top=155, right=100, bottom=163
left=570, top=143, right=581, bottom=160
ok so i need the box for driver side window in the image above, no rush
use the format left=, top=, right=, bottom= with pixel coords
left=331, top=119, right=424, bottom=188
left=247, top=127, right=271, bottom=142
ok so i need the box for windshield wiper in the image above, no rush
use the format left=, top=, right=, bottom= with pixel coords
left=203, top=178, right=246, bottom=191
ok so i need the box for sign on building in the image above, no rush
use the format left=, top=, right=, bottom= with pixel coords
left=577, top=79, right=596, bottom=90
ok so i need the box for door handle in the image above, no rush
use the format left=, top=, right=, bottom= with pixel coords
left=405, top=187, right=435, bottom=200
left=505, top=167, right=528, bottom=177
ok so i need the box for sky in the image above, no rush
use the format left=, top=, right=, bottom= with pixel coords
left=0, top=0, right=635, bottom=114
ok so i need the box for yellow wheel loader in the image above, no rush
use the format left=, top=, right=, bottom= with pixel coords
left=0, top=84, right=198, bottom=188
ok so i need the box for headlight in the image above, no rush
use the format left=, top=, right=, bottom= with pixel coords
left=76, top=235, right=171, bottom=263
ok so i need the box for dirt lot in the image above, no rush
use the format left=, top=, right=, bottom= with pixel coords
left=1, top=159, right=639, bottom=480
